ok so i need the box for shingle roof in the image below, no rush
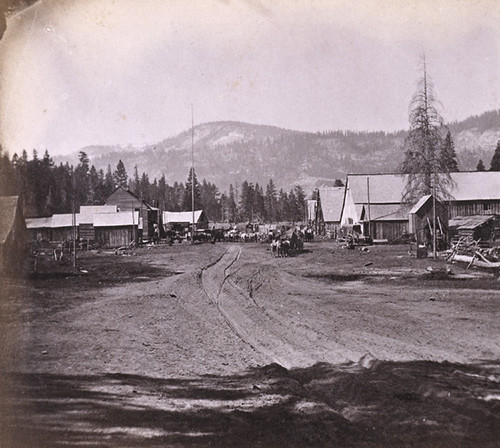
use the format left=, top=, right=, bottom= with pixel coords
left=163, top=210, right=204, bottom=224
left=0, top=196, right=20, bottom=244
left=449, top=214, right=495, bottom=230
left=318, top=187, right=345, bottom=222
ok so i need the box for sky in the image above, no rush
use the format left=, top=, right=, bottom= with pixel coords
left=0, top=0, right=499, bottom=156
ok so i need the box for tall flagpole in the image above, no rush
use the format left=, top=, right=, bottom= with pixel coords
left=191, top=105, right=195, bottom=244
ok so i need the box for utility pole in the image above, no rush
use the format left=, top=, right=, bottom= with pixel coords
left=367, top=177, right=371, bottom=239
left=191, top=104, right=195, bottom=244
left=432, top=173, right=437, bottom=258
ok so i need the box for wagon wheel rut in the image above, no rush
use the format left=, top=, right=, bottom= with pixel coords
left=201, top=245, right=318, bottom=369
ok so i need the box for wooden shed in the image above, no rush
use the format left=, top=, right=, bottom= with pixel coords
left=448, top=215, right=498, bottom=244
left=0, top=196, right=27, bottom=275
left=409, top=194, right=449, bottom=248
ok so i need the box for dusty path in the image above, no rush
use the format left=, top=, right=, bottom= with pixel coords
left=202, top=245, right=327, bottom=368
left=1, top=242, right=499, bottom=447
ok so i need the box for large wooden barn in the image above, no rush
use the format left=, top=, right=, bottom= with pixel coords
left=0, top=196, right=27, bottom=274
left=341, top=172, right=500, bottom=243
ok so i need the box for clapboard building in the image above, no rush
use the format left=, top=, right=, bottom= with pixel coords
left=105, top=187, right=160, bottom=242
left=341, top=171, right=500, bottom=243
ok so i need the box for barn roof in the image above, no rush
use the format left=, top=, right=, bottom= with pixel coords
left=318, top=187, right=345, bottom=222
left=450, top=172, right=500, bottom=201
left=347, top=172, right=500, bottom=205
left=347, top=174, right=405, bottom=204
left=0, top=196, right=21, bottom=244
left=163, top=210, right=205, bottom=224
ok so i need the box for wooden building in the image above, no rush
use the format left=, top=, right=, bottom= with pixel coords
left=94, top=212, right=139, bottom=248
left=105, top=187, right=160, bottom=242
left=341, top=172, right=500, bottom=243
left=409, top=195, right=449, bottom=248
left=448, top=215, right=499, bottom=244
left=316, top=187, right=345, bottom=237
left=163, top=210, right=208, bottom=232
left=0, top=196, right=27, bottom=274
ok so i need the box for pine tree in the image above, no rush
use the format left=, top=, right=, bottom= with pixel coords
left=182, top=168, right=200, bottom=211
left=113, top=160, right=128, bottom=188
left=490, top=140, right=500, bottom=171
left=227, top=184, right=238, bottom=222
left=265, top=179, right=277, bottom=222
left=440, top=131, right=459, bottom=172
left=401, top=57, right=453, bottom=204
left=477, top=159, right=486, bottom=172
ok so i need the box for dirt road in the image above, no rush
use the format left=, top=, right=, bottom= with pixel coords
left=1, top=241, right=499, bottom=447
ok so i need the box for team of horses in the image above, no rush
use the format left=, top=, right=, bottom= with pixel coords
left=270, top=230, right=305, bottom=258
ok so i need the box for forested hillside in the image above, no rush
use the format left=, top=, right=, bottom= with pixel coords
left=77, top=110, right=500, bottom=193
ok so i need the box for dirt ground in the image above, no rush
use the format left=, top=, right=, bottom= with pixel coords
left=0, top=240, right=499, bottom=447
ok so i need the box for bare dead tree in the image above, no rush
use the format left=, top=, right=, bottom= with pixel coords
left=401, top=57, right=454, bottom=205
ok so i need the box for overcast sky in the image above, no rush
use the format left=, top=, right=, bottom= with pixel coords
left=0, top=0, right=499, bottom=156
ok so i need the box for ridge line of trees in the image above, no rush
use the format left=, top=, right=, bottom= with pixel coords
left=0, top=147, right=309, bottom=222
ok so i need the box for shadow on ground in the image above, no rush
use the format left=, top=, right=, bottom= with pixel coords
left=1, top=360, right=499, bottom=448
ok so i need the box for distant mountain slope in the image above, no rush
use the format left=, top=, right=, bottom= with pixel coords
left=71, top=111, right=500, bottom=193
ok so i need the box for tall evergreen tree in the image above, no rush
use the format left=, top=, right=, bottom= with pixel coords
left=265, top=179, right=277, bottom=222
left=440, top=131, right=459, bottom=172
left=113, top=159, right=128, bottom=188
left=227, top=184, right=238, bottom=222
left=401, top=57, right=453, bottom=204
left=489, top=140, right=500, bottom=171
left=477, top=159, right=486, bottom=172
left=182, top=168, right=200, bottom=211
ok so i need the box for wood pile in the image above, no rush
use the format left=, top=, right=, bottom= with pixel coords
left=445, top=237, right=500, bottom=269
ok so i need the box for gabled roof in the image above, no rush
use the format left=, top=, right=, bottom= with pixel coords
left=408, top=195, right=432, bottom=214
left=163, top=210, right=205, bottom=224
left=0, top=196, right=22, bottom=244
left=347, top=171, right=500, bottom=205
left=318, top=187, right=345, bottom=222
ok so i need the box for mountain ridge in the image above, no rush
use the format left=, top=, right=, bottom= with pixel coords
left=59, top=110, right=500, bottom=193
